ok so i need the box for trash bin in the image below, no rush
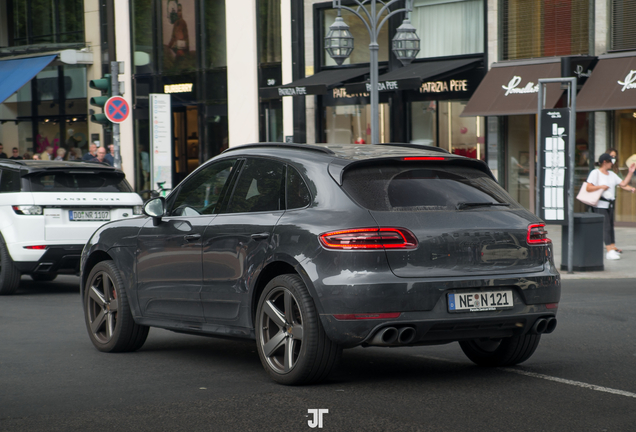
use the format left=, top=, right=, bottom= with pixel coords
left=561, top=212, right=605, bottom=272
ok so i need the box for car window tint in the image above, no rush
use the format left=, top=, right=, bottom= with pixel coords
left=342, top=164, right=518, bottom=211
left=27, top=172, right=132, bottom=192
left=0, top=169, right=22, bottom=193
left=225, top=159, right=285, bottom=213
left=169, top=159, right=236, bottom=216
left=286, top=165, right=311, bottom=209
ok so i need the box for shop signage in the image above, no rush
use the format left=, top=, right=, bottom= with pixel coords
left=574, top=65, right=592, bottom=78
left=502, top=76, right=539, bottom=96
left=278, top=86, right=307, bottom=96
left=618, top=70, right=636, bottom=92
left=538, top=108, right=570, bottom=224
left=333, top=88, right=369, bottom=99
left=164, top=83, right=193, bottom=94
left=364, top=81, right=399, bottom=91
left=420, top=79, right=468, bottom=94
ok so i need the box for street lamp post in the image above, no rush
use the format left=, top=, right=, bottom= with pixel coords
left=325, top=0, right=420, bottom=144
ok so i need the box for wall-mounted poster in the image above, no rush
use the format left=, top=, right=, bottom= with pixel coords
left=163, top=0, right=197, bottom=73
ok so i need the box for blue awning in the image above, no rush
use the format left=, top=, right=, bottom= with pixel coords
left=0, top=55, right=57, bottom=104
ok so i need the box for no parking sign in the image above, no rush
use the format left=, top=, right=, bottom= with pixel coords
left=104, top=96, right=130, bottom=123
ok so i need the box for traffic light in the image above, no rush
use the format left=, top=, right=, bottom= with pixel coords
left=89, top=74, right=111, bottom=125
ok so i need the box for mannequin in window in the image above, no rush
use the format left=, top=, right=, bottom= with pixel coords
left=168, top=4, right=189, bottom=59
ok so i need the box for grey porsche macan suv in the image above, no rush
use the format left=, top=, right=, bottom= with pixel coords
left=80, top=143, right=560, bottom=385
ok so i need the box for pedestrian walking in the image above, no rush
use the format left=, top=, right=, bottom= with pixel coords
left=0, top=143, right=7, bottom=158
left=9, top=148, right=23, bottom=160
left=586, top=153, right=636, bottom=260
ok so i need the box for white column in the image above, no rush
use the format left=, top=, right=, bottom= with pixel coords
left=487, top=0, right=498, bottom=67
left=594, top=0, right=609, bottom=156
left=114, top=0, right=135, bottom=186
left=226, top=0, right=260, bottom=146
left=281, top=0, right=293, bottom=141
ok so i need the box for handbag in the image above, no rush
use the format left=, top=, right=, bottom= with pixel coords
left=576, top=182, right=604, bottom=207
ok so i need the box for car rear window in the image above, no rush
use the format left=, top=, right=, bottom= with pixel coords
left=27, top=171, right=133, bottom=193
left=342, top=163, right=518, bottom=211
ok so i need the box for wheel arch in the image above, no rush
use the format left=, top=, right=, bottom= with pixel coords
left=250, top=257, right=320, bottom=327
left=81, top=250, right=113, bottom=300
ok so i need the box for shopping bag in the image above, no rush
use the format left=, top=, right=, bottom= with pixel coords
left=576, top=182, right=604, bottom=207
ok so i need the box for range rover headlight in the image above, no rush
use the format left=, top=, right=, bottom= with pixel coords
left=12, top=205, right=43, bottom=215
left=133, top=205, right=143, bottom=215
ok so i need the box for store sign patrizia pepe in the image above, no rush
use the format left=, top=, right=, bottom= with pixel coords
left=618, top=70, right=636, bottom=92
left=419, top=79, right=468, bottom=93
left=502, top=76, right=539, bottom=96
left=278, top=87, right=308, bottom=96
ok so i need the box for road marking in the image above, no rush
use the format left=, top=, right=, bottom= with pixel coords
left=501, top=368, right=636, bottom=399
left=414, top=354, right=636, bottom=399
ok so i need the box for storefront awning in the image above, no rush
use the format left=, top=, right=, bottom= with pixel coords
left=0, top=55, right=57, bottom=104
left=460, top=59, right=563, bottom=117
left=344, top=57, right=482, bottom=94
left=259, top=67, right=370, bottom=99
left=576, top=53, right=636, bottom=112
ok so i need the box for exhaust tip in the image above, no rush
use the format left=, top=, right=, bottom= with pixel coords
left=398, top=327, right=416, bottom=345
left=532, top=318, right=548, bottom=334
left=545, top=317, right=557, bottom=334
left=381, top=327, right=399, bottom=344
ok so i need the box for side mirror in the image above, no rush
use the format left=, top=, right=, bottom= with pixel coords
left=143, top=197, right=166, bottom=226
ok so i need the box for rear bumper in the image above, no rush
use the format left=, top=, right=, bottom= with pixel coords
left=13, top=244, right=84, bottom=275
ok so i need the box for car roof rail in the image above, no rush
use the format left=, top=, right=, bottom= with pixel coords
left=222, top=142, right=336, bottom=156
left=379, top=143, right=451, bottom=154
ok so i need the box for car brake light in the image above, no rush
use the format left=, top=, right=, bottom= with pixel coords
left=545, top=303, right=559, bottom=310
left=402, top=157, right=445, bottom=161
left=527, top=223, right=551, bottom=245
left=24, top=245, right=47, bottom=250
left=333, top=312, right=401, bottom=320
left=319, top=228, right=418, bottom=250
left=12, top=205, right=43, bottom=215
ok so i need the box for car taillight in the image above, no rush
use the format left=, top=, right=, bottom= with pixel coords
left=527, top=223, right=551, bottom=245
left=333, top=312, right=401, bottom=320
left=24, top=245, right=47, bottom=250
left=319, top=228, right=418, bottom=250
left=12, top=205, right=43, bottom=215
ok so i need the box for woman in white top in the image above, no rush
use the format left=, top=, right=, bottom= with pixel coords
left=586, top=153, right=636, bottom=260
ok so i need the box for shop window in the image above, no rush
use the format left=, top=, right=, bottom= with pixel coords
left=501, top=0, right=590, bottom=60
left=9, top=0, right=84, bottom=46
left=613, top=110, right=636, bottom=223
left=611, top=0, right=636, bottom=51
left=325, top=104, right=390, bottom=144
left=322, top=7, right=389, bottom=67
left=205, top=0, right=227, bottom=68
left=411, top=0, right=484, bottom=59
left=132, top=0, right=154, bottom=74
left=258, top=0, right=281, bottom=64
left=410, top=100, right=485, bottom=160
left=505, top=115, right=531, bottom=210
left=162, top=0, right=197, bottom=74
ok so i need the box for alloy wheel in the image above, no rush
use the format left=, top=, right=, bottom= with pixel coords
left=258, top=287, right=304, bottom=374
left=87, top=271, right=119, bottom=344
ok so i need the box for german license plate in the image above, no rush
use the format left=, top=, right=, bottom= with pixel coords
left=448, top=290, right=513, bottom=312
left=69, top=210, right=110, bottom=221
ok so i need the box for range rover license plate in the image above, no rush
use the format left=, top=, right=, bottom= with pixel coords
left=69, top=210, right=110, bottom=221
left=448, top=291, right=513, bottom=312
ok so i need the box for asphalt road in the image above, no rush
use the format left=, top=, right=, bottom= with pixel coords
left=1, top=276, right=635, bottom=432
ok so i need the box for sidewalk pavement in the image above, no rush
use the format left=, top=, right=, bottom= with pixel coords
left=547, top=224, right=636, bottom=279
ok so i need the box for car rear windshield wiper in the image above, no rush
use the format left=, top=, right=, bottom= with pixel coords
left=456, top=202, right=511, bottom=210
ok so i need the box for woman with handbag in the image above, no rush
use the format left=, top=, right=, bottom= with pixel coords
left=586, top=153, right=636, bottom=260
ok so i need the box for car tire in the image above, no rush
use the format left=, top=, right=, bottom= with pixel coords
left=84, top=260, right=149, bottom=353
left=30, top=273, right=57, bottom=282
left=255, top=274, right=342, bottom=385
left=459, top=334, right=541, bottom=367
left=0, top=238, right=21, bottom=295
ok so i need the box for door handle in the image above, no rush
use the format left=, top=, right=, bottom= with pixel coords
left=251, top=232, right=270, bottom=240
left=183, top=233, right=201, bottom=241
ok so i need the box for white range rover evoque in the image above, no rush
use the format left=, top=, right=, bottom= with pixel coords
left=0, top=159, right=143, bottom=294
